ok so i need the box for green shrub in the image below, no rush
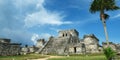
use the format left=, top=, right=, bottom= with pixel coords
left=103, top=47, right=116, bottom=60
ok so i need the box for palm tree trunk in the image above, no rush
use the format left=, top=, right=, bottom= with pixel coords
left=102, top=19, right=109, bottom=46
left=100, top=10, right=109, bottom=46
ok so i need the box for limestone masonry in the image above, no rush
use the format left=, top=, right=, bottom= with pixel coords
left=37, top=29, right=101, bottom=55
left=0, top=38, right=21, bottom=56
left=36, top=29, right=120, bottom=55
left=0, top=29, right=120, bottom=56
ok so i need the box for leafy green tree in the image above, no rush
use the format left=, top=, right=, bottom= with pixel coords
left=89, top=0, right=119, bottom=46
left=104, top=47, right=116, bottom=60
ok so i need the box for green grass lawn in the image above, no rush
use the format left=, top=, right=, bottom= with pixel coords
left=48, top=55, right=120, bottom=60
left=48, top=55, right=107, bottom=60
left=0, top=53, right=119, bottom=60
left=0, top=54, right=47, bottom=60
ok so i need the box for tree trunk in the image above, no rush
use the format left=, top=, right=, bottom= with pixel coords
left=102, top=19, right=109, bottom=46
left=100, top=10, right=109, bottom=46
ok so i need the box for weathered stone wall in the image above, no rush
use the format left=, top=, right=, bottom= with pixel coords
left=40, top=37, right=71, bottom=55
left=21, top=45, right=37, bottom=54
left=68, top=44, right=83, bottom=54
left=40, top=29, right=80, bottom=55
left=102, top=42, right=120, bottom=53
left=36, top=39, right=46, bottom=48
left=0, top=43, right=21, bottom=56
left=0, top=38, right=10, bottom=43
left=39, top=29, right=101, bottom=55
left=0, top=38, right=21, bottom=56
left=83, top=34, right=99, bottom=53
left=58, top=29, right=79, bottom=38
left=21, top=47, right=29, bottom=54
left=116, top=44, right=120, bottom=53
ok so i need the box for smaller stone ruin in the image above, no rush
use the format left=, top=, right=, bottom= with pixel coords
left=102, top=42, right=120, bottom=54
left=21, top=45, right=37, bottom=55
left=0, top=38, right=21, bottom=56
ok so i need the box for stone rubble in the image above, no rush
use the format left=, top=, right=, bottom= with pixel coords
left=0, top=38, right=21, bottom=56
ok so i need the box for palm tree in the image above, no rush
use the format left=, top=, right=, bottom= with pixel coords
left=89, top=0, right=119, bottom=46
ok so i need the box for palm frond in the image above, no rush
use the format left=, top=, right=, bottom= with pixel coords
left=104, top=14, right=110, bottom=20
left=89, top=0, right=101, bottom=13
left=89, top=0, right=120, bottom=13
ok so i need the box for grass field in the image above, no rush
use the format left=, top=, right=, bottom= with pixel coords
left=48, top=55, right=107, bottom=60
left=0, top=54, right=47, bottom=60
left=48, top=54, right=120, bottom=60
left=0, top=54, right=119, bottom=60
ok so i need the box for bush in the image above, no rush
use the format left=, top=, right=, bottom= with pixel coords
left=103, top=47, right=116, bottom=60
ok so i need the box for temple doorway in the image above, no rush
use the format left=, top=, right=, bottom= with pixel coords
left=74, top=47, right=76, bottom=53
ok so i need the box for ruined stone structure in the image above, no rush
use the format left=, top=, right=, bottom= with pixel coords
left=36, top=39, right=46, bottom=48
left=21, top=39, right=46, bottom=54
left=0, top=38, right=21, bottom=56
left=102, top=42, right=120, bottom=53
left=83, top=34, right=100, bottom=53
left=116, top=44, right=120, bottom=54
left=21, top=45, right=37, bottom=54
left=39, top=29, right=100, bottom=55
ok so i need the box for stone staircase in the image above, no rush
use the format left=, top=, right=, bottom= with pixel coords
left=40, top=37, right=70, bottom=55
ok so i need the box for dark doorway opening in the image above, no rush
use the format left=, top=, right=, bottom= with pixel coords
left=74, top=47, right=77, bottom=53
left=66, top=33, right=67, bottom=36
left=63, top=34, right=64, bottom=37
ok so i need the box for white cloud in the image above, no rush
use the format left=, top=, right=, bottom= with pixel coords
left=13, top=0, right=43, bottom=8
left=112, top=14, right=120, bottom=18
left=31, top=34, right=39, bottom=45
left=1, top=28, right=52, bottom=45
left=24, top=0, right=72, bottom=28
left=31, top=33, right=51, bottom=44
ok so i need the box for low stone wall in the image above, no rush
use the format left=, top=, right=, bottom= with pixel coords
left=0, top=43, right=21, bottom=56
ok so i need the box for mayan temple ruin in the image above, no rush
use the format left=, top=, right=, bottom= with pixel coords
left=35, top=29, right=120, bottom=55
left=0, top=38, right=21, bottom=56
left=0, top=29, right=120, bottom=56
left=35, top=29, right=100, bottom=55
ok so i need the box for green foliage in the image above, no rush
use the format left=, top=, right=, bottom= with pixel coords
left=89, top=0, right=119, bottom=13
left=89, top=0, right=119, bottom=21
left=103, top=47, right=116, bottom=60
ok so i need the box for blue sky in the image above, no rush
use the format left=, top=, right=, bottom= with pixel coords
left=0, top=0, right=120, bottom=46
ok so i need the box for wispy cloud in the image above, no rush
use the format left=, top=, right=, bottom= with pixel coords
left=0, top=0, right=72, bottom=45
left=112, top=14, right=120, bottom=19
left=24, top=10, right=72, bottom=27
left=24, top=0, right=72, bottom=28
